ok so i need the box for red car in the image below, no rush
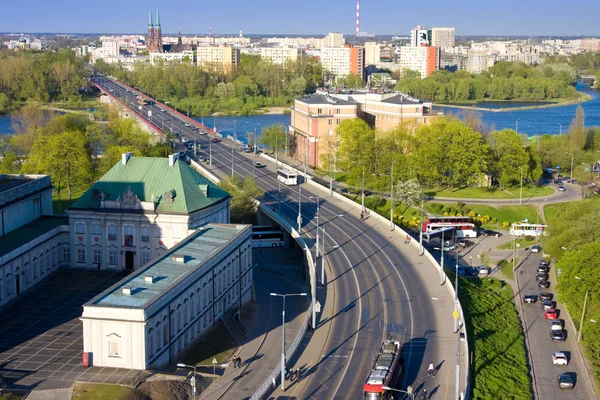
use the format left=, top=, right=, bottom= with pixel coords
left=545, top=308, right=558, bottom=319
left=211, top=138, right=219, bottom=143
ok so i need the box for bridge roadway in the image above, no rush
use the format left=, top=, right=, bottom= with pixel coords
left=93, top=77, right=465, bottom=400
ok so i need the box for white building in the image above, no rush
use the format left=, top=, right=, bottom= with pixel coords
left=0, top=174, right=69, bottom=309
left=101, top=40, right=119, bottom=57
left=410, top=26, right=430, bottom=47
left=67, top=153, right=231, bottom=272
left=81, top=223, right=253, bottom=370
left=431, top=27, right=455, bottom=48
left=264, top=36, right=324, bottom=49
left=196, top=45, right=240, bottom=71
left=399, top=46, right=440, bottom=78
left=259, top=47, right=299, bottom=64
left=467, top=51, right=496, bottom=74
left=150, top=50, right=194, bottom=65
left=321, top=46, right=365, bottom=80
left=364, top=42, right=381, bottom=65
left=323, top=32, right=345, bottom=48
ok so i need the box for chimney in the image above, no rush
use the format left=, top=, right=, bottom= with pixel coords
left=168, top=153, right=179, bottom=166
left=122, top=287, right=133, bottom=296
left=121, top=152, right=133, bottom=165
left=170, top=254, right=186, bottom=263
left=144, top=276, right=156, bottom=284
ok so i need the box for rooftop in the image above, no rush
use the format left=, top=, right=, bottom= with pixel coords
left=70, top=156, right=229, bottom=214
left=380, top=94, right=423, bottom=105
left=86, top=224, right=251, bottom=310
left=0, top=176, right=34, bottom=193
left=0, top=217, right=68, bottom=258
left=295, top=93, right=355, bottom=106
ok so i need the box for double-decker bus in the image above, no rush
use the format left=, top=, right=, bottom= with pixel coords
left=277, top=169, right=298, bottom=186
left=423, top=216, right=477, bottom=238
left=251, top=226, right=284, bottom=248
left=509, top=223, right=547, bottom=237
left=363, top=338, right=403, bottom=400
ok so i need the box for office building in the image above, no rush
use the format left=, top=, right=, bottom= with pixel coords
left=364, top=42, right=381, bottom=65
left=81, top=224, right=253, bottom=370
left=431, top=27, right=455, bottom=48
left=323, top=32, right=345, bottom=48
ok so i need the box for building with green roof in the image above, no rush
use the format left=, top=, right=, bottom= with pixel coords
left=67, top=153, right=231, bottom=272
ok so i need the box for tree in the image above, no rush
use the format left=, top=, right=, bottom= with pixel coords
left=488, top=129, right=529, bottom=188
left=569, top=105, right=586, bottom=151
left=394, top=179, right=423, bottom=212
left=260, top=124, right=287, bottom=152
left=218, top=176, right=264, bottom=223
left=335, top=119, right=376, bottom=188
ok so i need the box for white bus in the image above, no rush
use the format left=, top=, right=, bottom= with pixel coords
left=277, top=169, right=298, bottom=186
left=251, top=226, right=284, bottom=248
left=509, top=223, right=547, bottom=237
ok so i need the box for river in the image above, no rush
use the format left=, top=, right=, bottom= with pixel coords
left=1, top=82, right=598, bottom=142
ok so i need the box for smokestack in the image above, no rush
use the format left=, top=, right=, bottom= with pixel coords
left=356, top=0, right=360, bottom=37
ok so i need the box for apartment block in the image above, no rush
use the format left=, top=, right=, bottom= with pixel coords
left=467, top=51, right=496, bottom=74
left=321, top=45, right=365, bottom=81
left=410, top=26, right=430, bottom=47
left=150, top=50, right=195, bottom=65
left=364, top=42, right=381, bottom=65
left=323, top=32, right=345, bottom=48
left=431, top=27, right=455, bottom=48
left=196, top=45, right=240, bottom=71
left=399, top=46, right=440, bottom=78
left=259, top=47, right=299, bottom=64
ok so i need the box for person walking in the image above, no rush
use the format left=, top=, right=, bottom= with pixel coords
left=427, top=362, right=435, bottom=376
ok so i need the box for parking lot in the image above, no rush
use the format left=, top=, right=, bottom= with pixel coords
left=516, top=251, right=596, bottom=399
left=0, top=268, right=143, bottom=390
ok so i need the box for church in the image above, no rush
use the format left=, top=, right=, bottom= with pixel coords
left=146, top=8, right=163, bottom=53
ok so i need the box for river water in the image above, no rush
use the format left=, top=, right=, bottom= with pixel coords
left=1, top=83, right=598, bottom=142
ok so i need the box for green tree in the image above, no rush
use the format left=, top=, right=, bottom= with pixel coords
left=260, top=124, right=287, bottom=152
left=218, top=176, right=264, bottom=223
left=488, top=129, right=529, bottom=188
left=394, top=179, right=423, bottom=212
left=569, top=105, right=586, bottom=151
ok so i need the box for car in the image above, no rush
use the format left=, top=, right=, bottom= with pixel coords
left=558, top=186, right=566, bottom=192
left=539, top=260, right=550, bottom=267
left=482, top=229, right=501, bottom=237
left=211, top=138, right=219, bottom=143
left=541, top=299, right=554, bottom=310
left=185, top=123, right=191, bottom=127
left=241, top=147, right=252, bottom=153
left=557, top=373, right=575, bottom=389
left=457, top=240, right=473, bottom=248
left=466, top=266, right=479, bottom=276
left=160, top=108, right=167, bottom=112
left=443, top=244, right=456, bottom=251
left=178, top=152, right=186, bottom=158
left=109, top=88, right=114, bottom=92
left=536, top=272, right=549, bottom=281
left=553, top=352, right=569, bottom=366
left=181, top=137, right=188, bottom=143
left=252, top=162, right=263, bottom=168
left=545, top=308, right=558, bottom=319
left=551, top=329, right=566, bottom=341
left=523, top=295, right=537, bottom=304
left=539, top=292, right=552, bottom=301
left=551, top=319, right=563, bottom=331
left=198, top=155, right=206, bottom=162
left=537, top=265, right=549, bottom=273
left=539, top=279, right=550, bottom=289
left=477, top=266, right=490, bottom=275
left=531, top=245, right=541, bottom=253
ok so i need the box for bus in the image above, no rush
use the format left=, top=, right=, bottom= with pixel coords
left=509, top=223, right=547, bottom=237
left=137, top=96, right=148, bottom=105
left=423, top=216, right=478, bottom=238
left=251, top=226, right=284, bottom=248
left=277, top=169, right=298, bottom=186
left=362, top=338, right=403, bottom=400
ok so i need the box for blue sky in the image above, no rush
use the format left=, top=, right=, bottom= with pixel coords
left=2, top=0, right=598, bottom=36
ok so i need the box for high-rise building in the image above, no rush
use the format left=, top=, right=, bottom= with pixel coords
left=364, top=42, right=381, bottom=65
left=146, top=8, right=163, bottom=53
left=431, top=27, right=455, bottom=48
left=259, top=47, right=299, bottom=64
left=399, top=46, right=440, bottom=78
left=196, top=45, right=240, bottom=71
left=410, top=26, right=430, bottom=47
left=321, top=45, right=365, bottom=80
left=323, top=32, right=345, bottom=48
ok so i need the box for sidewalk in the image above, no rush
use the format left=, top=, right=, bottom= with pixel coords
left=198, top=250, right=309, bottom=400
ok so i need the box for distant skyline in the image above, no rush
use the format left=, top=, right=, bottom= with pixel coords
left=2, top=0, right=599, bottom=37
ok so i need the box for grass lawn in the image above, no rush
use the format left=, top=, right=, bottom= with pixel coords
left=71, top=383, right=134, bottom=400
left=52, top=186, right=87, bottom=214
left=425, top=185, right=554, bottom=199
left=179, top=322, right=235, bottom=366
left=464, top=204, right=540, bottom=230
left=497, top=259, right=519, bottom=280
left=458, top=275, right=532, bottom=400
left=497, top=237, right=538, bottom=250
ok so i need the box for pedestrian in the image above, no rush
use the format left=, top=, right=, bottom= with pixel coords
left=237, top=357, right=242, bottom=368
left=297, top=368, right=302, bottom=381
left=284, top=367, right=288, bottom=380
left=407, top=385, right=413, bottom=397
left=291, top=369, right=296, bottom=381
left=360, top=212, right=364, bottom=221
left=427, top=361, right=435, bottom=376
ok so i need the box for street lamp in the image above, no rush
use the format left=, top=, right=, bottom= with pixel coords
left=309, top=196, right=322, bottom=285
left=419, top=201, right=425, bottom=256
left=209, top=138, right=213, bottom=169
left=297, top=188, right=302, bottom=232
left=390, top=160, right=397, bottom=231
left=270, top=292, right=307, bottom=391
left=177, top=363, right=198, bottom=400
left=517, top=166, right=524, bottom=205
left=566, top=152, right=574, bottom=183
left=381, top=386, right=414, bottom=400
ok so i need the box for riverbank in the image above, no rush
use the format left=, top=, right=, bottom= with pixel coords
left=435, top=91, right=592, bottom=113
left=210, top=106, right=289, bottom=117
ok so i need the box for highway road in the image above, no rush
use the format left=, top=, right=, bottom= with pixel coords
left=92, top=76, right=467, bottom=400
left=516, top=250, right=596, bottom=399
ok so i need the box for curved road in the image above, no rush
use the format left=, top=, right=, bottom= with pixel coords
left=93, top=77, right=466, bottom=400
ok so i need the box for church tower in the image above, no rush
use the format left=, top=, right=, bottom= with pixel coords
left=147, top=9, right=155, bottom=52
left=154, top=8, right=163, bottom=53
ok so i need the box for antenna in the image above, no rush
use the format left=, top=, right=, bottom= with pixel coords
left=356, top=0, right=360, bottom=37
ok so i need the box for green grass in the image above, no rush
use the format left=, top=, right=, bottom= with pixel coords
left=458, top=275, right=532, bottom=400
left=179, top=322, right=235, bottom=366
left=0, top=393, right=24, bottom=400
left=314, top=168, right=349, bottom=183
left=497, top=237, right=537, bottom=250
left=52, top=185, right=87, bottom=214
left=71, top=383, right=134, bottom=400
left=464, top=204, right=540, bottom=230
left=425, top=185, right=554, bottom=199
left=497, top=259, right=520, bottom=280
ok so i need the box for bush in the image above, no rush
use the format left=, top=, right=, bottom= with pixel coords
left=457, top=201, right=466, bottom=210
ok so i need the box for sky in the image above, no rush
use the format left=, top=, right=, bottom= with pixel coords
left=2, top=0, right=599, bottom=36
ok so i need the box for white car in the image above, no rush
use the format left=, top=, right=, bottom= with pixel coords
left=558, top=186, right=566, bottom=192
left=477, top=266, right=490, bottom=275
left=552, top=352, right=568, bottom=366
left=551, top=320, right=563, bottom=331
left=531, top=245, right=541, bottom=253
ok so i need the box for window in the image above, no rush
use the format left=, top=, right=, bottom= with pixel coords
left=93, top=250, right=101, bottom=264
left=109, top=251, right=117, bottom=265
left=328, top=119, right=332, bottom=126
left=142, top=252, right=150, bottom=265
left=141, top=226, right=150, bottom=242
left=92, top=224, right=101, bottom=235
left=336, top=108, right=341, bottom=114
left=317, top=108, right=322, bottom=114
left=124, top=225, right=134, bottom=247
left=336, top=119, right=341, bottom=125
left=155, top=330, right=161, bottom=351
left=183, top=302, right=188, bottom=326
left=75, top=223, right=85, bottom=234
left=62, top=248, right=70, bottom=262
left=108, top=225, right=117, bottom=241
left=108, top=337, right=121, bottom=357
left=328, top=109, right=332, bottom=115
left=77, top=249, right=86, bottom=263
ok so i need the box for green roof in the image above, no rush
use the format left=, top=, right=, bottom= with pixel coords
left=0, top=217, right=68, bottom=258
left=70, top=157, right=229, bottom=214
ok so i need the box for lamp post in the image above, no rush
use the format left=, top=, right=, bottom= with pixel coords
left=209, top=138, right=213, bottom=169
left=278, top=179, right=282, bottom=214
left=566, top=152, right=574, bottom=183
left=309, top=196, right=322, bottom=285
left=390, top=160, right=397, bottom=231
left=297, top=188, right=302, bottom=232
left=419, top=201, right=425, bottom=256
left=361, top=167, right=366, bottom=212
left=270, top=292, right=307, bottom=391
left=440, top=229, right=446, bottom=286
left=329, top=154, right=333, bottom=195
left=231, top=145, right=235, bottom=177
left=254, top=128, right=258, bottom=157
left=517, top=166, right=524, bottom=205
left=381, top=386, right=414, bottom=400
left=454, top=252, right=460, bottom=334
left=177, top=363, right=198, bottom=400
left=275, top=136, right=279, bottom=168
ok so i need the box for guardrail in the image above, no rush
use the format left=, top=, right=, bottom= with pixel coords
left=260, top=153, right=471, bottom=400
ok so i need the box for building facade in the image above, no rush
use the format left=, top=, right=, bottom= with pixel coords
left=67, top=154, right=231, bottom=272
left=196, top=45, right=240, bottom=71
left=364, top=42, right=381, bottom=65
left=0, top=174, right=69, bottom=309
left=410, top=26, right=430, bottom=47
left=150, top=51, right=194, bottom=65
left=323, top=32, right=345, bottom=48
left=146, top=9, right=163, bottom=53
left=259, top=47, right=299, bottom=64
left=399, top=45, right=440, bottom=78
left=431, top=27, right=455, bottom=48
left=81, top=224, right=253, bottom=370
left=321, top=45, right=366, bottom=81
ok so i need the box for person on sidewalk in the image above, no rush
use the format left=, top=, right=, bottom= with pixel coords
left=427, top=362, right=435, bottom=376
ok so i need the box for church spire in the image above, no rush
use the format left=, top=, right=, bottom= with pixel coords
left=148, top=9, right=153, bottom=28
left=156, top=8, right=161, bottom=27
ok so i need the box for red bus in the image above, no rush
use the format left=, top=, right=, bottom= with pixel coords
left=363, top=339, right=403, bottom=400
left=423, top=216, right=478, bottom=238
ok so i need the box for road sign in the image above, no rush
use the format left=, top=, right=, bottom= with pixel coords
left=315, top=301, right=322, bottom=313
left=453, top=310, right=459, bottom=319
left=212, top=358, right=217, bottom=364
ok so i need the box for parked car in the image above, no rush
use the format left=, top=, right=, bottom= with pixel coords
left=477, top=266, right=490, bottom=275
left=457, top=240, right=473, bottom=248
left=551, top=329, right=566, bottom=342
left=557, top=373, right=575, bottom=389
left=537, top=265, right=550, bottom=273
left=551, top=320, right=563, bottom=331
left=198, top=156, right=206, bottom=162
left=558, top=186, right=566, bottom=192
left=241, top=147, right=252, bottom=153
left=539, top=280, right=551, bottom=289
left=545, top=308, right=558, bottom=319
left=539, top=292, right=553, bottom=301
left=539, top=260, right=550, bottom=267
left=211, top=138, right=219, bottom=143
left=552, top=352, right=568, bottom=366
left=541, top=299, right=554, bottom=310
left=536, top=272, right=549, bottom=281
left=531, top=245, right=541, bottom=253
left=466, top=266, right=479, bottom=276
left=185, top=123, right=191, bottom=127
left=523, top=295, right=537, bottom=304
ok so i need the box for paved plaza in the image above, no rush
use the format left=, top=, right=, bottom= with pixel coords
left=0, top=268, right=145, bottom=391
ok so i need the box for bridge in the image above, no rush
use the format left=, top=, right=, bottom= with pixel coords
left=580, top=74, right=597, bottom=85
left=91, top=76, right=469, bottom=400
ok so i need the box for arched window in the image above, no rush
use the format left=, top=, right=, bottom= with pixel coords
left=108, top=225, right=117, bottom=240
left=92, top=224, right=102, bottom=235
left=124, top=225, right=134, bottom=247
